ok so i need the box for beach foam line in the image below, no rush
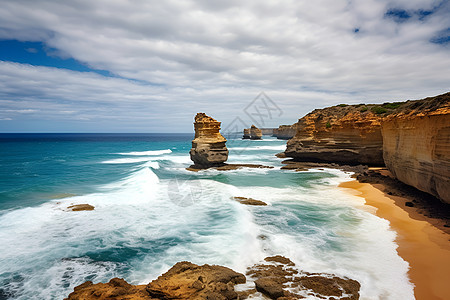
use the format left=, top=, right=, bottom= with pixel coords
left=102, top=157, right=155, bottom=164
left=117, top=149, right=172, bottom=156
left=228, top=145, right=286, bottom=151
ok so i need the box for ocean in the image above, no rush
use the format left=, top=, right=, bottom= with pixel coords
left=0, top=133, right=414, bottom=299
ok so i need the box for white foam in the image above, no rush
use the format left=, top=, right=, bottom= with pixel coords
left=101, top=157, right=155, bottom=164
left=229, top=145, right=286, bottom=151
left=117, top=149, right=172, bottom=156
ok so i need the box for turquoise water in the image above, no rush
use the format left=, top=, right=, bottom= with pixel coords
left=0, top=134, right=414, bottom=299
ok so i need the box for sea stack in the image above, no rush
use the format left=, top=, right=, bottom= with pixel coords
left=250, top=125, right=263, bottom=140
left=242, top=128, right=251, bottom=139
left=190, top=113, right=228, bottom=168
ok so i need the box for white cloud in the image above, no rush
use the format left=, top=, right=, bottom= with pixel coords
left=0, top=0, right=449, bottom=132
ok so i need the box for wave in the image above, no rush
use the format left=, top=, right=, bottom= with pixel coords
left=117, top=149, right=172, bottom=156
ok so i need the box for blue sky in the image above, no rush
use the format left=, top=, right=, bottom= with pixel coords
left=0, top=0, right=449, bottom=132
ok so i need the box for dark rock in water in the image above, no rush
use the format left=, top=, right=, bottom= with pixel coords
left=67, top=204, right=94, bottom=211
left=190, top=113, right=228, bottom=168
left=275, top=152, right=286, bottom=158
left=233, top=196, right=267, bottom=206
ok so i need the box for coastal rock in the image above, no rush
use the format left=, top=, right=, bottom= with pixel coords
left=146, top=261, right=246, bottom=299
left=285, top=105, right=384, bottom=166
left=67, top=204, right=94, bottom=211
left=275, top=124, right=297, bottom=140
left=66, top=262, right=246, bottom=300
left=243, top=128, right=251, bottom=139
left=232, top=196, right=267, bottom=206
left=249, top=125, right=262, bottom=140
left=246, top=256, right=360, bottom=300
left=190, top=113, right=228, bottom=168
left=382, top=93, right=450, bottom=204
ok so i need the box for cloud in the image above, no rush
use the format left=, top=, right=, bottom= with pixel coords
left=0, top=0, right=449, bottom=132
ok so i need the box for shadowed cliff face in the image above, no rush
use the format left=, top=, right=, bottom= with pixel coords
left=285, top=106, right=384, bottom=166
left=382, top=93, right=450, bottom=204
left=275, top=124, right=297, bottom=140
left=190, top=113, right=228, bottom=167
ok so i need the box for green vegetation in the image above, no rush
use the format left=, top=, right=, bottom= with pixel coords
left=371, top=106, right=387, bottom=114
left=337, top=104, right=348, bottom=107
left=382, top=102, right=402, bottom=109
left=326, top=122, right=332, bottom=128
left=360, top=106, right=368, bottom=112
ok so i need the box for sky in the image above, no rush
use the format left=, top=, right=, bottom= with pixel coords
left=0, top=0, right=449, bottom=133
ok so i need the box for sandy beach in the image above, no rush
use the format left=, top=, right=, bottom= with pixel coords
left=340, top=180, right=450, bottom=300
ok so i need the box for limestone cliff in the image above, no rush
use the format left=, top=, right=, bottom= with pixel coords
left=382, top=93, right=450, bottom=204
left=190, top=113, right=228, bottom=168
left=285, top=105, right=384, bottom=165
left=275, top=124, right=297, bottom=140
left=249, top=125, right=262, bottom=140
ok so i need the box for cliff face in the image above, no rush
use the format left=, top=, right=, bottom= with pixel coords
left=190, top=113, right=228, bottom=168
left=276, top=124, right=297, bottom=140
left=242, top=128, right=251, bottom=139
left=285, top=106, right=384, bottom=166
left=382, top=93, right=450, bottom=204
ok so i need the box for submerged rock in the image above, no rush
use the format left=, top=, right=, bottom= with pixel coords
left=189, top=113, right=228, bottom=168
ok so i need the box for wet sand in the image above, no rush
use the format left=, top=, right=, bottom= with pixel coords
left=340, top=180, right=450, bottom=300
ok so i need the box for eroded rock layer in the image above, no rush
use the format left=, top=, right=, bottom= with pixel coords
left=190, top=113, right=228, bottom=168
left=285, top=105, right=384, bottom=166
left=242, top=128, right=251, bottom=139
left=382, top=93, right=450, bottom=203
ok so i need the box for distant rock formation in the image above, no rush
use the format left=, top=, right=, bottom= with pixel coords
left=242, top=128, right=251, bottom=139
left=382, top=93, right=450, bottom=204
left=189, top=113, right=228, bottom=168
left=275, top=124, right=297, bottom=140
left=249, top=125, right=262, bottom=140
left=260, top=128, right=275, bottom=135
left=66, top=257, right=361, bottom=300
left=285, top=105, right=384, bottom=166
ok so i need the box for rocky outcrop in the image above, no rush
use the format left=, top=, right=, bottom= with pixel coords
left=146, top=262, right=246, bottom=299
left=190, top=113, right=228, bottom=168
left=275, top=124, right=297, bottom=140
left=382, top=93, right=450, bottom=204
left=246, top=256, right=360, bottom=300
left=260, top=128, right=275, bottom=135
left=242, top=128, right=251, bottom=139
left=285, top=105, right=384, bottom=166
left=66, top=258, right=361, bottom=300
left=66, top=262, right=246, bottom=300
left=249, top=125, right=262, bottom=140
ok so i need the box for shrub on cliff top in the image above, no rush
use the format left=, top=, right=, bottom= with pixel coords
left=371, top=106, right=387, bottom=114
left=337, top=104, right=348, bottom=107
left=360, top=106, right=368, bottom=112
left=326, top=122, right=332, bottom=128
left=382, top=102, right=402, bottom=109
